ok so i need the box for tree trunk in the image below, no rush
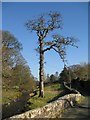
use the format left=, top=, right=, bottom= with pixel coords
left=39, top=39, right=44, bottom=97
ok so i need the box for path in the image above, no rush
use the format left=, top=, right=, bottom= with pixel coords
left=60, top=96, right=90, bottom=118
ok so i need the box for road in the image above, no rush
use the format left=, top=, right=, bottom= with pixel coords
left=61, top=96, right=90, bottom=118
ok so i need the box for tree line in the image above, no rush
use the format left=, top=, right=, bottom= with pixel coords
left=44, top=62, right=89, bottom=85
left=1, top=31, right=36, bottom=93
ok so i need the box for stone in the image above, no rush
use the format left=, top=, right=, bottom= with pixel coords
left=9, top=93, right=81, bottom=119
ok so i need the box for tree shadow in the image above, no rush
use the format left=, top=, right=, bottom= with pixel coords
left=47, top=90, right=74, bottom=103
left=2, top=92, right=31, bottom=119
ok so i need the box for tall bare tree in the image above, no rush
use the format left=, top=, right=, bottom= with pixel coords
left=25, top=11, right=78, bottom=97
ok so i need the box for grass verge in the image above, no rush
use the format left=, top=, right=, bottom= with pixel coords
left=27, top=83, right=62, bottom=110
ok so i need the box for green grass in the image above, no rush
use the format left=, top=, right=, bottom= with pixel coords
left=44, top=83, right=60, bottom=91
left=27, top=83, right=63, bottom=110
left=2, top=89, right=22, bottom=104
left=2, top=83, right=63, bottom=109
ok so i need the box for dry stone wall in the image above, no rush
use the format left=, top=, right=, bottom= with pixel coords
left=9, top=93, right=81, bottom=119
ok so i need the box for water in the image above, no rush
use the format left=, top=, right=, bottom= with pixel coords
left=60, top=96, right=90, bottom=118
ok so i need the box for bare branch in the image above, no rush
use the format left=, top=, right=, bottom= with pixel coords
left=43, top=43, right=56, bottom=53
left=43, top=29, right=49, bottom=38
left=43, top=34, right=78, bottom=64
left=25, top=11, right=62, bottom=40
left=52, top=47, right=59, bottom=53
left=47, top=11, right=63, bottom=30
left=51, top=35, right=78, bottom=64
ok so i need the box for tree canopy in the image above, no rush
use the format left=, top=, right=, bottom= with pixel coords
left=1, top=31, right=36, bottom=92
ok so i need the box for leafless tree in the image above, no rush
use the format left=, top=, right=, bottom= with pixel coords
left=25, top=11, right=78, bottom=97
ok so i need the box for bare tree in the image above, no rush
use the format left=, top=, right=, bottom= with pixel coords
left=25, top=11, right=78, bottom=97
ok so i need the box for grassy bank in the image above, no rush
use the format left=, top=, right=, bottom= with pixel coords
left=2, top=83, right=63, bottom=109
left=27, top=83, right=63, bottom=110
left=2, top=89, right=22, bottom=104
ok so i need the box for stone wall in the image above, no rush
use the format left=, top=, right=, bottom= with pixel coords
left=9, top=93, right=81, bottom=119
